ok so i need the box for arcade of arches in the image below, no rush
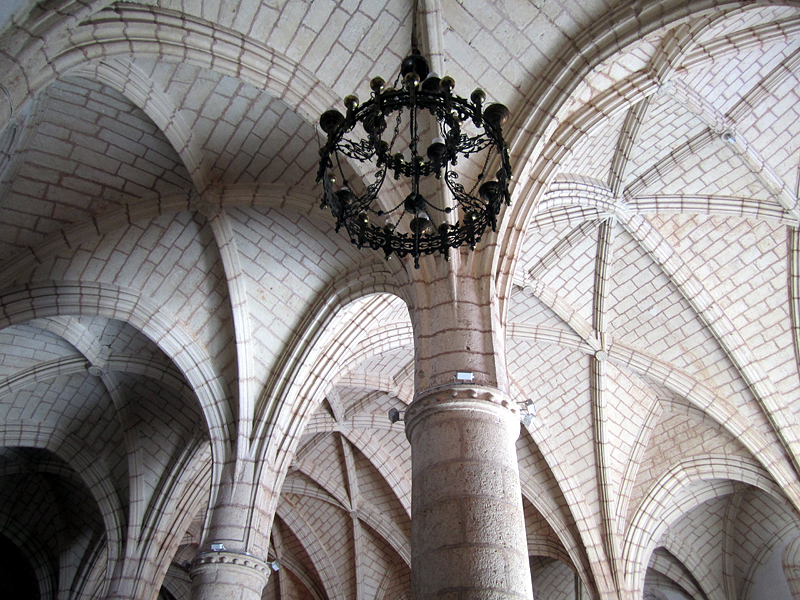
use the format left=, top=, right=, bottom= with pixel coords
left=2, top=1, right=800, bottom=599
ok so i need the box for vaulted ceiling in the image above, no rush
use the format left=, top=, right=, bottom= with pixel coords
left=1, top=2, right=800, bottom=600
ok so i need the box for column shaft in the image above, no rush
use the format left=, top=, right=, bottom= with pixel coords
left=405, top=386, right=533, bottom=600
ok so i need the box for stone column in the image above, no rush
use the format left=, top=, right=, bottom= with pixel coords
left=405, top=384, right=533, bottom=600
left=190, top=456, right=277, bottom=600
left=191, top=551, right=269, bottom=600
left=783, top=534, right=800, bottom=600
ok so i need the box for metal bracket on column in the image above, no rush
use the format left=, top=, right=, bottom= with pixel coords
left=388, top=407, right=406, bottom=423
left=517, top=399, right=535, bottom=427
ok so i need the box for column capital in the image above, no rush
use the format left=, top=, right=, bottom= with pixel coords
left=190, top=550, right=271, bottom=600
left=405, top=384, right=520, bottom=439
left=191, top=550, right=270, bottom=578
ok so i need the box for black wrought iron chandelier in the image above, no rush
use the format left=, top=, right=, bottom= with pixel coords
left=316, top=41, right=512, bottom=268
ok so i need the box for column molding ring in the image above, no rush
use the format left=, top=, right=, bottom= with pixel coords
left=404, top=384, right=520, bottom=440
left=190, top=550, right=270, bottom=577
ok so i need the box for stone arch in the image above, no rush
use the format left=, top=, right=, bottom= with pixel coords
left=245, top=267, right=411, bottom=555
left=256, top=265, right=411, bottom=461
left=519, top=474, right=595, bottom=595
left=0, top=423, right=124, bottom=599
left=0, top=513, right=58, bottom=600
left=117, top=436, right=212, bottom=600
left=12, top=6, right=337, bottom=130
left=68, top=59, right=205, bottom=190
left=784, top=533, right=800, bottom=600
left=275, top=503, right=345, bottom=600
left=492, top=0, right=800, bottom=303
left=623, top=454, right=785, bottom=595
left=0, top=281, right=232, bottom=456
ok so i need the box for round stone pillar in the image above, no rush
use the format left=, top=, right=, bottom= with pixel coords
left=191, top=551, right=269, bottom=600
left=405, top=385, right=533, bottom=600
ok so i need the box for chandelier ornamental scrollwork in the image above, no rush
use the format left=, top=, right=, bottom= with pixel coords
left=316, top=51, right=512, bottom=268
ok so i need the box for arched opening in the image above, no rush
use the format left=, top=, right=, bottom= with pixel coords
left=0, top=533, right=39, bottom=600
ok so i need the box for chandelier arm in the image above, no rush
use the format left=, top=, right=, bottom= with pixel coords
left=363, top=165, right=388, bottom=215
left=466, top=145, right=495, bottom=198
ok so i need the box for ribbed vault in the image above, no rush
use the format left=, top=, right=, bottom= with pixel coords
left=2, top=1, right=800, bottom=599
